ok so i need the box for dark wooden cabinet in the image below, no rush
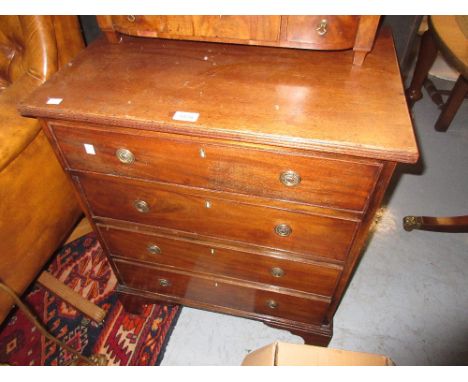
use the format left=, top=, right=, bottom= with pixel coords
left=19, top=26, right=418, bottom=345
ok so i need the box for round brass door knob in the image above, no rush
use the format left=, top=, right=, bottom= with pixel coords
left=159, top=279, right=171, bottom=287
left=116, top=148, right=135, bottom=164
left=279, top=170, right=301, bottom=187
left=134, top=199, right=150, bottom=213
left=266, top=299, right=279, bottom=309
left=270, top=267, right=285, bottom=278
left=147, top=244, right=161, bottom=255
left=275, top=223, right=292, bottom=237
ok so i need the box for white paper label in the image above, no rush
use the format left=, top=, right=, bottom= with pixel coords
left=83, top=143, right=96, bottom=155
left=46, top=97, right=63, bottom=105
left=172, top=111, right=199, bottom=122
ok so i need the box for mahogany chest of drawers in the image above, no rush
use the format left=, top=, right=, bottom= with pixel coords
left=20, top=28, right=418, bottom=345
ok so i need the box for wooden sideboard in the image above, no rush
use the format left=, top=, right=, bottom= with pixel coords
left=19, top=25, right=418, bottom=345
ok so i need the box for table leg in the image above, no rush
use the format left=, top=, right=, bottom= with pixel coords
left=435, top=75, right=468, bottom=131
left=406, top=29, right=439, bottom=106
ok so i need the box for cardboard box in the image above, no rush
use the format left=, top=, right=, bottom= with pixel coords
left=241, top=341, right=395, bottom=366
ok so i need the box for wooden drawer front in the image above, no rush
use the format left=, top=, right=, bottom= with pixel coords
left=283, top=16, right=359, bottom=50
left=99, top=226, right=342, bottom=297
left=80, top=174, right=357, bottom=261
left=115, top=259, right=329, bottom=325
left=52, top=124, right=380, bottom=212
left=109, top=16, right=281, bottom=42
left=105, top=16, right=359, bottom=51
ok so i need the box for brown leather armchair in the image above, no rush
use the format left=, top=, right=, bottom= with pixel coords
left=0, top=16, right=84, bottom=324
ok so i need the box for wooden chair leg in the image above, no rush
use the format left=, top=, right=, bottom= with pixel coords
left=0, top=281, right=107, bottom=365
left=423, top=78, right=445, bottom=107
left=406, top=29, right=439, bottom=106
left=37, top=271, right=106, bottom=323
left=403, top=215, right=468, bottom=233
left=435, top=75, right=468, bottom=131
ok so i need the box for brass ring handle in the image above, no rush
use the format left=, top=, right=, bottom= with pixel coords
left=134, top=199, right=150, bottom=213
left=315, top=19, right=328, bottom=36
left=266, top=299, right=279, bottom=309
left=280, top=170, right=301, bottom=187
left=127, top=15, right=136, bottom=23
left=270, top=267, right=285, bottom=278
left=116, top=148, right=135, bottom=164
left=147, top=244, right=161, bottom=255
left=275, top=223, right=292, bottom=237
left=159, top=279, right=171, bottom=287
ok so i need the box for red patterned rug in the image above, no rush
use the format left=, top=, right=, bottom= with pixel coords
left=0, top=232, right=180, bottom=365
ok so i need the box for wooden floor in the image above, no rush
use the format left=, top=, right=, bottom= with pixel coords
left=65, top=217, right=93, bottom=244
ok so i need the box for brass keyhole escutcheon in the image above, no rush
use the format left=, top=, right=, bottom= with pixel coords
left=270, top=267, right=285, bottom=278
left=315, top=19, right=328, bottom=36
left=127, top=15, right=136, bottom=23
left=266, top=299, right=279, bottom=309
left=147, top=244, right=161, bottom=255
left=134, top=199, right=150, bottom=213
left=280, top=170, right=301, bottom=187
left=275, top=223, right=292, bottom=237
left=116, top=148, right=135, bottom=164
left=159, top=279, right=170, bottom=287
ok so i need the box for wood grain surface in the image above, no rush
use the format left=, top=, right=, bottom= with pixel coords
left=20, top=29, right=418, bottom=163
left=99, top=16, right=364, bottom=52
left=115, top=258, right=330, bottom=325
left=77, top=172, right=358, bottom=261
left=51, top=121, right=381, bottom=212
left=99, top=225, right=342, bottom=297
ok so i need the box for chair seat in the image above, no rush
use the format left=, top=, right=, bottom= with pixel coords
left=430, top=16, right=468, bottom=79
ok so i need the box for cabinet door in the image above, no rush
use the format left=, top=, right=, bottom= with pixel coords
left=282, top=16, right=359, bottom=50
left=110, top=16, right=281, bottom=43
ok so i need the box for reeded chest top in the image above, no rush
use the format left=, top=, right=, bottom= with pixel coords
left=19, top=29, right=418, bottom=164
